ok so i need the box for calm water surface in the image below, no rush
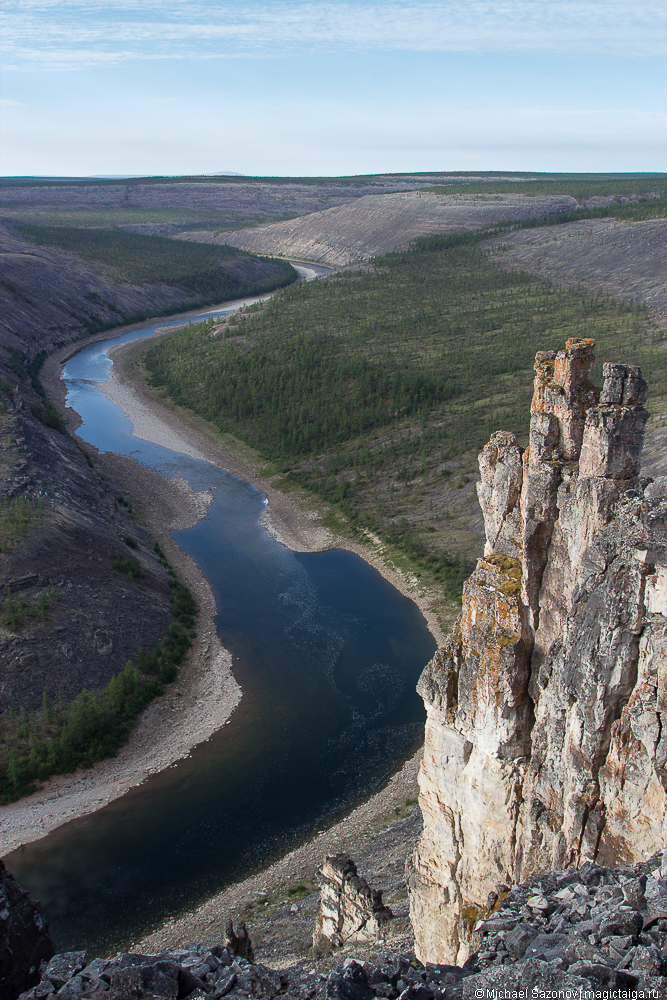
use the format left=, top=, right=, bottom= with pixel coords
left=5, top=304, right=435, bottom=953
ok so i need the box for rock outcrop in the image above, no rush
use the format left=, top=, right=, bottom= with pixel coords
left=16, top=853, right=667, bottom=999
left=314, top=853, right=393, bottom=949
left=0, top=859, right=54, bottom=1000
left=408, top=338, right=667, bottom=964
left=225, top=920, right=255, bottom=962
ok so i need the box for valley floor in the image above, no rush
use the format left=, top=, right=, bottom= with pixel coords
left=0, top=312, right=445, bottom=859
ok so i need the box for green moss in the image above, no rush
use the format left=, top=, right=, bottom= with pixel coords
left=487, top=553, right=521, bottom=575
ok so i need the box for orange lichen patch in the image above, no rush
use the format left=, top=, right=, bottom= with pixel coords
left=596, top=827, right=639, bottom=868
left=534, top=350, right=557, bottom=374
left=565, top=337, right=596, bottom=351
left=527, top=339, right=600, bottom=459
left=553, top=338, right=596, bottom=388
left=477, top=555, right=523, bottom=601
left=460, top=904, right=481, bottom=939
left=493, top=890, right=511, bottom=913
left=600, top=714, right=648, bottom=793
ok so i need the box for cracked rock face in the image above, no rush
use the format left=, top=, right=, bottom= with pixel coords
left=408, top=338, right=666, bottom=964
left=314, top=854, right=393, bottom=948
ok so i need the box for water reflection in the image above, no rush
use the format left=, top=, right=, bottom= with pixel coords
left=5, top=307, right=435, bottom=953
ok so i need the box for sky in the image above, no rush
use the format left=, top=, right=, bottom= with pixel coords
left=1, top=0, right=666, bottom=177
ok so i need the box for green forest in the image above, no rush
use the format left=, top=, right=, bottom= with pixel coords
left=427, top=176, right=666, bottom=201
left=18, top=225, right=297, bottom=301
left=516, top=198, right=667, bottom=225
left=0, top=552, right=197, bottom=804
left=144, top=229, right=665, bottom=606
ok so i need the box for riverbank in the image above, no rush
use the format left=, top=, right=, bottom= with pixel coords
left=102, top=329, right=449, bottom=645
left=1, top=297, right=276, bottom=857
left=132, top=748, right=424, bottom=967
left=0, top=447, right=243, bottom=856
left=1, top=295, right=445, bottom=864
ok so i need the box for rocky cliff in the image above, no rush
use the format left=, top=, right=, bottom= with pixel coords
left=313, top=853, right=393, bottom=949
left=0, top=859, right=54, bottom=999
left=407, top=337, right=667, bottom=964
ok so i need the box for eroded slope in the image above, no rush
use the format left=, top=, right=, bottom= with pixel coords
left=178, top=191, right=578, bottom=266
left=485, top=217, right=667, bottom=319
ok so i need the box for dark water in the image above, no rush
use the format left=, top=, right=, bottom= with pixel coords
left=4, top=305, right=435, bottom=954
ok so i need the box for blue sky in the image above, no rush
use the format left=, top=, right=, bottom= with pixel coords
left=1, top=1, right=665, bottom=177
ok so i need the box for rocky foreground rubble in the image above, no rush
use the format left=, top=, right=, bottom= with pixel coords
left=13, top=853, right=667, bottom=1000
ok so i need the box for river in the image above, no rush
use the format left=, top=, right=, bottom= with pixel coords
left=4, top=293, right=436, bottom=955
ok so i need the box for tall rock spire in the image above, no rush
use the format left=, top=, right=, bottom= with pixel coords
left=407, top=339, right=662, bottom=965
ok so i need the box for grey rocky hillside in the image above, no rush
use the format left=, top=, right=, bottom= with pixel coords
left=0, top=175, right=551, bottom=236
left=0, top=252, right=189, bottom=789
left=178, top=191, right=579, bottom=268
left=0, top=368, right=174, bottom=719
left=0, top=247, right=179, bottom=730
left=0, top=223, right=288, bottom=358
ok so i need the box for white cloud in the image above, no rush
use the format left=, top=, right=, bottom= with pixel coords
left=2, top=0, right=665, bottom=71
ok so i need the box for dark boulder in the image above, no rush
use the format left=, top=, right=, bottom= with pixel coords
left=328, top=962, right=375, bottom=1000
left=224, top=919, right=254, bottom=962
left=598, top=909, right=643, bottom=939
left=109, top=958, right=181, bottom=999
left=0, top=859, right=54, bottom=1000
left=503, top=923, right=537, bottom=959
left=43, top=951, right=87, bottom=990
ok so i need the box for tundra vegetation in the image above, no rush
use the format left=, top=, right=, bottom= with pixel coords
left=425, top=177, right=667, bottom=224
left=428, top=175, right=666, bottom=201
left=17, top=226, right=297, bottom=303
left=0, top=206, right=257, bottom=230
left=3, top=172, right=664, bottom=234
left=143, top=228, right=666, bottom=612
left=0, top=548, right=197, bottom=804
left=0, top=496, right=43, bottom=554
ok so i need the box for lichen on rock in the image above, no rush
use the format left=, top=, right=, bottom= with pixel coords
left=408, top=337, right=666, bottom=965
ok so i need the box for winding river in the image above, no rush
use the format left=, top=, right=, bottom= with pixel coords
left=5, top=293, right=436, bottom=955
